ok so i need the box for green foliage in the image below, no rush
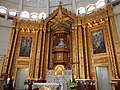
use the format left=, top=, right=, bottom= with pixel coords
left=68, top=78, right=77, bottom=89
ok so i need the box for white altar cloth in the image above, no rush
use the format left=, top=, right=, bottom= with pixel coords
left=33, top=83, right=60, bottom=86
left=32, top=83, right=60, bottom=90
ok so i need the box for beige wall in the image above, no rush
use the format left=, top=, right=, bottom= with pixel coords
left=0, top=55, right=5, bottom=74
left=113, top=4, right=120, bottom=42
left=0, top=18, right=12, bottom=55
left=76, top=0, right=98, bottom=8
left=0, top=0, right=19, bottom=10
left=0, top=18, right=12, bottom=74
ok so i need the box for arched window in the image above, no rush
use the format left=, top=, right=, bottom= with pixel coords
left=86, top=4, right=96, bottom=13
left=0, top=6, right=7, bottom=14
left=38, top=12, right=46, bottom=19
left=9, top=9, right=18, bottom=16
left=96, top=0, right=105, bottom=8
left=77, top=7, right=86, bottom=14
left=20, top=11, right=29, bottom=19
left=30, top=12, right=38, bottom=19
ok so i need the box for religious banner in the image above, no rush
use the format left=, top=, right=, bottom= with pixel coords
left=19, top=37, right=32, bottom=57
left=92, top=30, right=106, bottom=54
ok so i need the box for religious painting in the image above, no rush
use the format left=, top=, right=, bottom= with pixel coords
left=19, top=37, right=32, bottom=57
left=92, top=30, right=106, bottom=54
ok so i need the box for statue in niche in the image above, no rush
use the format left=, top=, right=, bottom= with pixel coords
left=58, top=38, right=64, bottom=46
left=56, top=38, right=67, bottom=48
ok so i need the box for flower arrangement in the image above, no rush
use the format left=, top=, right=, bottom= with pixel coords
left=68, top=78, right=77, bottom=89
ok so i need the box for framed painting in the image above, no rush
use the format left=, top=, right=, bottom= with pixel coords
left=19, top=37, right=32, bottom=57
left=92, top=30, right=106, bottom=54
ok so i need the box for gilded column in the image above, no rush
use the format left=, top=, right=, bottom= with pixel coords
left=8, top=28, right=19, bottom=75
left=74, top=24, right=79, bottom=79
left=43, top=27, right=50, bottom=79
left=71, top=26, right=76, bottom=78
left=105, top=18, right=119, bottom=79
left=83, top=25, right=90, bottom=79
left=78, top=21, right=85, bottom=78
left=72, top=24, right=78, bottom=78
left=29, top=31, right=38, bottom=79
left=2, top=16, right=17, bottom=74
left=40, top=26, right=46, bottom=80
left=109, top=14, right=120, bottom=78
left=35, top=29, right=43, bottom=79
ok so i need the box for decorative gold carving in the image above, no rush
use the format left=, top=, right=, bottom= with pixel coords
left=105, top=18, right=119, bottom=79
left=2, top=2, right=120, bottom=86
left=35, top=30, right=43, bottom=79
left=39, top=30, right=46, bottom=80
left=2, top=17, right=17, bottom=74
left=8, top=28, right=19, bottom=75
left=94, top=58, right=109, bottom=64
left=17, top=61, right=29, bottom=65
left=83, top=25, right=90, bottom=79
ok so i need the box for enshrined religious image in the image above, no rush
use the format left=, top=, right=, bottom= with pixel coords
left=92, top=30, right=106, bottom=54
left=19, top=37, right=32, bottom=57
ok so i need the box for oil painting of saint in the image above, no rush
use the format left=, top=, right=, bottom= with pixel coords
left=19, top=37, right=32, bottom=57
left=92, top=30, right=106, bottom=54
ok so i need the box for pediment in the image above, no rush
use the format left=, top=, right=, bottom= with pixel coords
left=44, top=2, right=77, bottom=25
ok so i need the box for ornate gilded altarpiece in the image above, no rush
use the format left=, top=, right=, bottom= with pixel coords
left=2, top=1, right=120, bottom=89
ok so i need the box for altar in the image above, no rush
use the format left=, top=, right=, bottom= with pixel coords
left=32, top=83, right=60, bottom=90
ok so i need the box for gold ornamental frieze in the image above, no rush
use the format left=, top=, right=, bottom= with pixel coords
left=94, top=58, right=109, bottom=64
left=17, top=60, right=29, bottom=66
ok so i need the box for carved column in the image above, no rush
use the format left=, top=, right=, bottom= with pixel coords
left=29, top=31, right=38, bottom=79
left=105, top=18, right=119, bottom=79
left=71, top=26, right=76, bottom=78
left=35, top=29, right=43, bottom=79
left=78, top=20, right=85, bottom=78
left=74, top=24, right=79, bottom=79
left=7, top=28, right=19, bottom=76
left=2, top=17, right=17, bottom=74
left=43, top=26, right=50, bottom=79
left=40, top=26, right=46, bottom=80
left=109, top=15, right=120, bottom=78
left=33, top=30, right=39, bottom=79
left=83, top=25, right=90, bottom=79
left=72, top=23, right=78, bottom=78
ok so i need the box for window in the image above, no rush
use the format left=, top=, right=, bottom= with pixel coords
left=0, top=6, right=7, bottom=14
left=77, top=7, right=86, bottom=14
left=86, top=4, right=96, bottom=13
left=110, top=0, right=115, bottom=2
left=9, top=9, right=18, bottom=16
left=30, top=12, right=38, bottom=19
left=96, top=0, right=105, bottom=8
left=39, top=12, right=46, bottom=19
left=20, top=11, right=29, bottom=19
